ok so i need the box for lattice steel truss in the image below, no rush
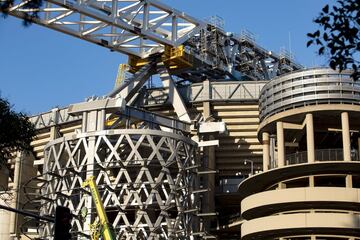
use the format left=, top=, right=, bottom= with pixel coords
left=40, top=129, right=200, bottom=239
left=2, top=0, right=303, bottom=81
left=3, top=0, right=201, bottom=58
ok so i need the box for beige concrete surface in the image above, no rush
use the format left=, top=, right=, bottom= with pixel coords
left=237, top=161, right=360, bottom=200
left=241, top=212, right=360, bottom=239
left=242, top=187, right=360, bottom=218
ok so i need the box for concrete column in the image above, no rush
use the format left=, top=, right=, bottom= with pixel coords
left=270, top=135, right=276, bottom=168
left=8, top=152, right=36, bottom=239
left=49, top=126, right=58, bottom=140
left=358, top=137, right=360, bottom=160
left=84, top=136, right=96, bottom=234
left=309, top=176, right=315, bottom=187
left=277, top=121, right=285, bottom=167
left=341, top=112, right=351, bottom=161
left=306, top=113, right=315, bottom=163
left=262, top=132, right=270, bottom=171
left=346, top=175, right=353, bottom=188
left=203, top=101, right=211, bottom=120
left=202, top=98, right=215, bottom=230
left=9, top=153, right=22, bottom=239
left=277, top=182, right=286, bottom=189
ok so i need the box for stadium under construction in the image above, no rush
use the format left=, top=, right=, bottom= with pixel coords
left=1, top=0, right=360, bottom=239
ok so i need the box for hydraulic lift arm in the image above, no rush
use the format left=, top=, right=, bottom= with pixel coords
left=82, top=176, right=117, bottom=240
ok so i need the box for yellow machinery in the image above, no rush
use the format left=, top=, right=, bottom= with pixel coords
left=114, top=63, right=129, bottom=88
left=82, top=176, right=117, bottom=240
left=128, top=45, right=193, bottom=73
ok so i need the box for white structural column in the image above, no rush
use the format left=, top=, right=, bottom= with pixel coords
left=202, top=82, right=216, bottom=229
left=84, top=136, right=96, bottom=234
left=9, top=153, right=22, bottom=239
left=306, top=113, right=315, bottom=163
left=341, top=112, right=351, bottom=161
left=277, top=121, right=285, bottom=167
left=262, top=132, right=270, bottom=171
left=50, top=108, right=59, bottom=139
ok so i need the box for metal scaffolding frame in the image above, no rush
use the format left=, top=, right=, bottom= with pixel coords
left=28, top=98, right=202, bottom=239
left=2, top=0, right=202, bottom=58
left=41, top=129, right=200, bottom=239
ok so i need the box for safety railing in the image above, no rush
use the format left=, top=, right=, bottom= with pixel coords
left=259, top=68, right=357, bottom=121
left=285, top=148, right=360, bottom=166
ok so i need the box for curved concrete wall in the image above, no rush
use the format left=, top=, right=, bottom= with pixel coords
left=242, top=187, right=360, bottom=219
left=240, top=68, right=360, bottom=240
left=259, top=68, right=356, bottom=121
left=238, top=161, right=360, bottom=200
left=241, top=213, right=360, bottom=240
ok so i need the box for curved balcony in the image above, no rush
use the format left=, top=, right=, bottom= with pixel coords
left=241, top=187, right=360, bottom=220
left=241, top=212, right=360, bottom=240
left=237, top=161, right=360, bottom=200
left=269, top=149, right=360, bottom=168
left=259, top=68, right=357, bottom=121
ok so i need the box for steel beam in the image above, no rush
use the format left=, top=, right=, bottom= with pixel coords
left=4, top=0, right=203, bottom=58
left=157, top=61, right=191, bottom=123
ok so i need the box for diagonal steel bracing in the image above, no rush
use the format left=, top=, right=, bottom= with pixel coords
left=3, top=0, right=203, bottom=58
left=41, top=129, right=200, bottom=239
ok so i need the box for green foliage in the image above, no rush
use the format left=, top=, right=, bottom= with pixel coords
left=307, top=0, right=360, bottom=80
left=1, top=0, right=42, bottom=26
left=0, top=97, right=35, bottom=164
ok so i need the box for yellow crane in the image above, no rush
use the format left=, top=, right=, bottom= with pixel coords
left=82, top=176, right=117, bottom=240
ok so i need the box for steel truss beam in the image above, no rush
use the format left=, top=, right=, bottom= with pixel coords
left=157, top=61, right=191, bottom=123
left=3, top=0, right=203, bottom=58
left=2, top=0, right=303, bottom=80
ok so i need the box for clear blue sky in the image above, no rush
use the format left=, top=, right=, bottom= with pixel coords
left=0, top=0, right=334, bottom=115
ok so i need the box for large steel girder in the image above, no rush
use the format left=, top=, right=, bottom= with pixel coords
left=4, top=0, right=203, bottom=58
left=41, top=129, right=200, bottom=239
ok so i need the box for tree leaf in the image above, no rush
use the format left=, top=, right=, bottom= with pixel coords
left=322, top=4, right=329, bottom=13
left=307, top=33, right=314, bottom=38
left=323, top=33, right=328, bottom=41
left=307, top=40, right=314, bottom=47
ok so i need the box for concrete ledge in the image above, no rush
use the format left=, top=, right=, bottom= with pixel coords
left=238, top=161, right=360, bottom=200
left=242, top=187, right=360, bottom=219
left=241, top=212, right=360, bottom=240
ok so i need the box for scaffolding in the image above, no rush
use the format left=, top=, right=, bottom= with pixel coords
left=35, top=98, right=202, bottom=239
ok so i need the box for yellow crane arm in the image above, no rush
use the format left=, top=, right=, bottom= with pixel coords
left=82, top=176, right=116, bottom=240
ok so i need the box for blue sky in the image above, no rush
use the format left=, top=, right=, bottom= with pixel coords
left=0, top=0, right=334, bottom=115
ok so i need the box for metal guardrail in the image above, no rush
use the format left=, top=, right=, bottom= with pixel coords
left=285, top=149, right=360, bottom=166
left=259, top=68, right=357, bottom=121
